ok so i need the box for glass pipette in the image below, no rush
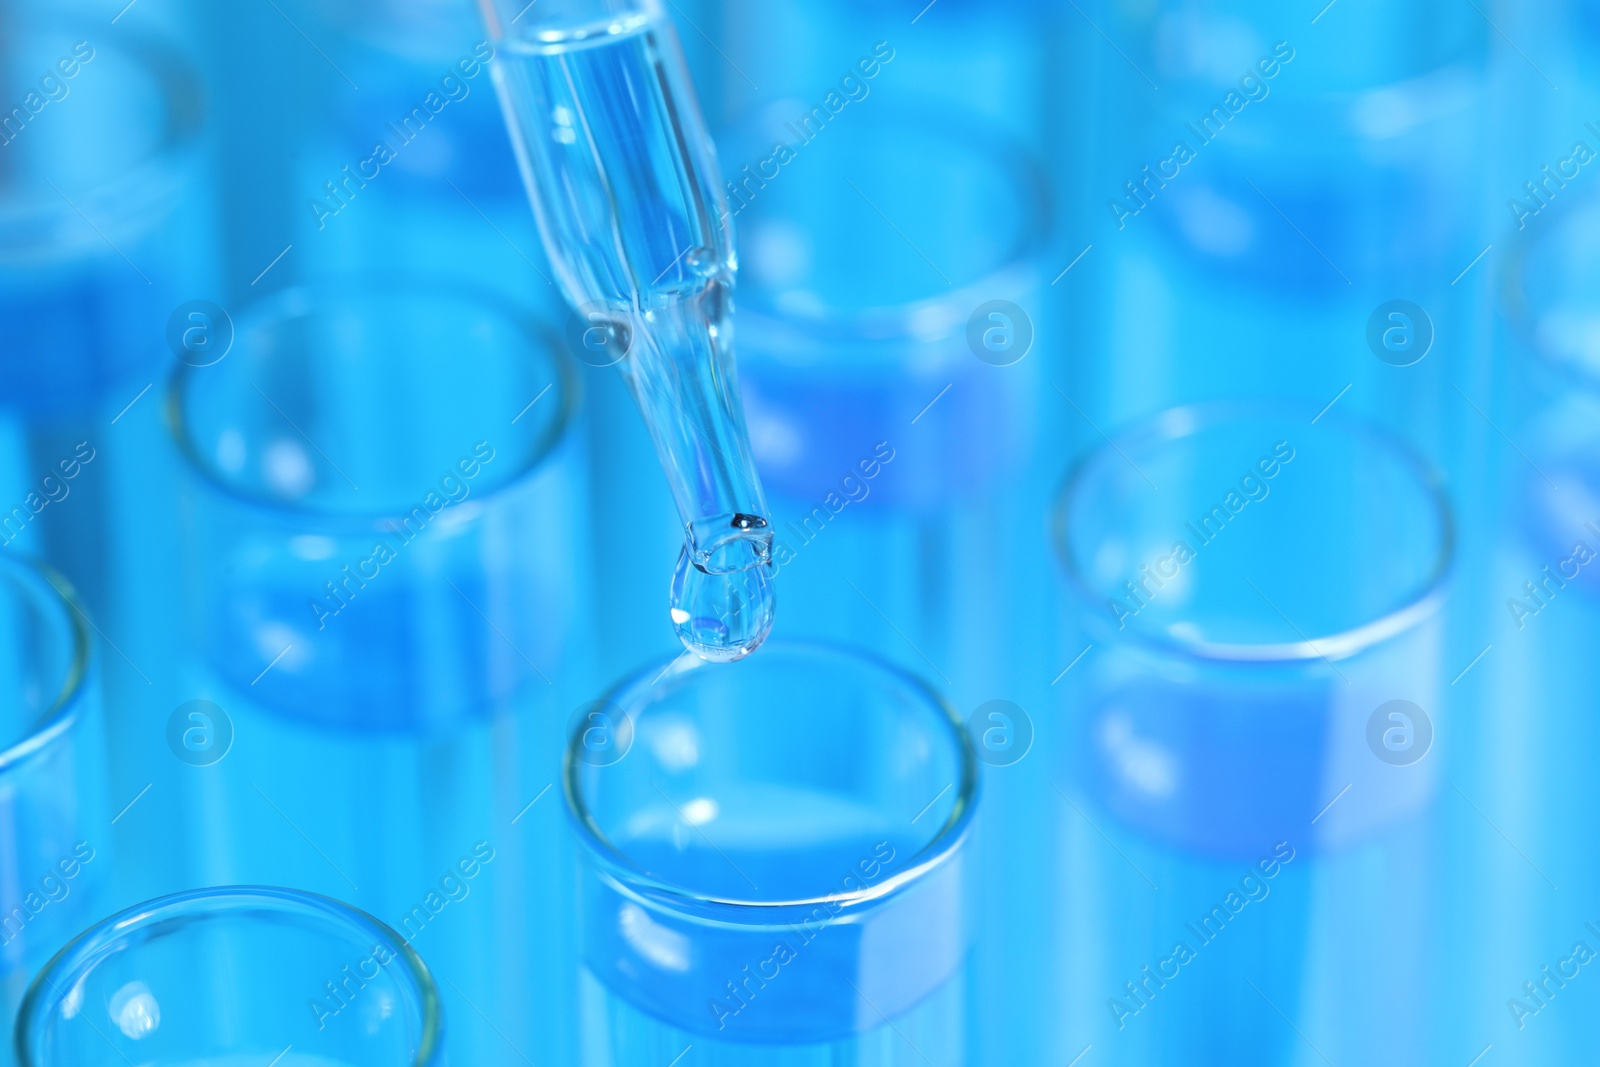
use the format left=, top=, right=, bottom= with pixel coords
left=477, top=0, right=774, bottom=661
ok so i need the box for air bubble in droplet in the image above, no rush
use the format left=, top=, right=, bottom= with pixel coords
left=668, top=545, right=775, bottom=663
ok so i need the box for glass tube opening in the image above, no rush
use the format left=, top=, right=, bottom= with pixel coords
left=166, top=280, right=578, bottom=731
left=16, top=887, right=442, bottom=1067
left=0, top=552, right=89, bottom=770
left=567, top=641, right=976, bottom=908
left=564, top=642, right=977, bottom=1043
left=1054, top=400, right=1454, bottom=664
left=1500, top=185, right=1600, bottom=593
left=0, top=20, right=203, bottom=265
left=321, top=0, right=489, bottom=62
left=1124, top=0, right=1484, bottom=100
left=723, top=102, right=1049, bottom=509
left=723, top=100, right=1050, bottom=360
left=1054, top=403, right=1453, bottom=855
left=1142, top=65, right=1484, bottom=298
left=1503, top=184, right=1600, bottom=392
left=476, top=0, right=658, bottom=42
left=168, top=280, right=576, bottom=522
left=0, top=20, right=204, bottom=414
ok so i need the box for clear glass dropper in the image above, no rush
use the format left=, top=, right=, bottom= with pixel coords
left=477, top=0, right=775, bottom=660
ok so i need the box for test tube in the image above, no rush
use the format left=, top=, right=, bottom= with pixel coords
left=312, top=0, right=493, bottom=64
left=161, top=279, right=585, bottom=1064
left=1055, top=401, right=1452, bottom=852
left=1076, top=0, right=1488, bottom=454
left=721, top=101, right=1050, bottom=513
left=476, top=0, right=775, bottom=661
left=0, top=17, right=209, bottom=611
left=0, top=553, right=108, bottom=1016
left=167, top=279, right=583, bottom=733
left=15, top=886, right=441, bottom=1067
left=704, top=100, right=1053, bottom=696
left=281, top=0, right=546, bottom=300
left=0, top=18, right=206, bottom=417
left=711, top=0, right=1061, bottom=153
left=1503, top=184, right=1600, bottom=592
left=709, top=100, right=1054, bottom=1064
left=1052, top=401, right=1451, bottom=1064
left=566, top=641, right=976, bottom=1062
left=1482, top=184, right=1600, bottom=1062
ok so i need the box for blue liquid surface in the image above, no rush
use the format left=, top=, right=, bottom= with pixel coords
left=583, top=796, right=967, bottom=1050
left=615, top=781, right=911, bottom=900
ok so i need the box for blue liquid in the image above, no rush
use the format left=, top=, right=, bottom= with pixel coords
left=490, top=13, right=775, bottom=660
left=579, top=962, right=967, bottom=1063
left=581, top=785, right=967, bottom=1053
left=615, top=781, right=913, bottom=900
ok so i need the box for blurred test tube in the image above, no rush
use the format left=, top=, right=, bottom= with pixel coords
left=168, top=281, right=582, bottom=731
left=1456, top=180, right=1600, bottom=1064
left=281, top=0, right=553, bottom=301
left=1051, top=400, right=1453, bottom=1064
left=0, top=17, right=211, bottom=613
left=708, top=0, right=1064, bottom=153
left=0, top=553, right=109, bottom=1067
left=17, top=886, right=441, bottom=1067
left=716, top=100, right=1052, bottom=664
left=155, top=279, right=590, bottom=1064
left=1503, top=185, right=1600, bottom=595
left=1071, top=0, right=1490, bottom=460
left=714, top=82, right=1059, bottom=1067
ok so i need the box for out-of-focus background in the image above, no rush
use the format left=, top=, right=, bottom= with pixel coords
left=0, top=0, right=1598, bottom=1063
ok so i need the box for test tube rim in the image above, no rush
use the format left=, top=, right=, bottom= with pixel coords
left=1113, top=4, right=1487, bottom=104
left=15, top=884, right=444, bottom=1067
left=165, top=277, right=581, bottom=526
left=718, top=99, right=1053, bottom=347
left=0, top=551, right=92, bottom=776
left=563, top=639, right=979, bottom=917
left=1501, top=181, right=1600, bottom=396
left=1052, top=397, right=1456, bottom=665
left=0, top=19, right=206, bottom=265
left=477, top=0, right=668, bottom=45
left=1143, top=57, right=1488, bottom=130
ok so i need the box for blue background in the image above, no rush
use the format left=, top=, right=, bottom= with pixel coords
left=1, top=0, right=1598, bottom=1063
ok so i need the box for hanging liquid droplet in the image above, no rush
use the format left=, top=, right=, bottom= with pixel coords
left=669, top=545, right=776, bottom=663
